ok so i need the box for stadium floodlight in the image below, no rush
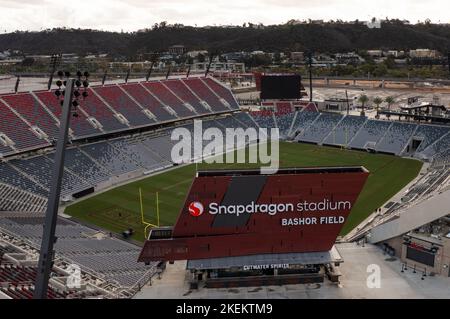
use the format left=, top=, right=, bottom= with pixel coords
left=14, top=76, right=20, bottom=93
left=47, top=54, right=61, bottom=90
left=34, top=71, right=89, bottom=299
left=306, top=50, right=313, bottom=102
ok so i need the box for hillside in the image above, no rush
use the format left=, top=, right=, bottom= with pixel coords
left=1, top=21, right=450, bottom=56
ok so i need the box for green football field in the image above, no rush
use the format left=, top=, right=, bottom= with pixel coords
left=64, top=142, right=422, bottom=242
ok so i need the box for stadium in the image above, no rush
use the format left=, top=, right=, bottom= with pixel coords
left=0, top=70, right=449, bottom=299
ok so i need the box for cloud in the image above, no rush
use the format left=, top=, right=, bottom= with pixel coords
left=0, top=0, right=449, bottom=32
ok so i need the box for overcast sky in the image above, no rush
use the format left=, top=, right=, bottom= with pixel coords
left=1, top=0, right=449, bottom=33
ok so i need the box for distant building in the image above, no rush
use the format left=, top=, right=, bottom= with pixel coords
left=0, top=59, right=22, bottom=66
left=191, top=62, right=245, bottom=73
left=0, top=50, right=11, bottom=60
left=187, top=50, right=208, bottom=58
left=290, top=52, right=304, bottom=62
left=319, top=98, right=353, bottom=112
left=84, top=54, right=109, bottom=64
left=374, top=57, right=387, bottom=64
left=26, top=55, right=52, bottom=63
left=409, top=49, right=440, bottom=58
left=394, top=58, right=408, bottom=65
left=366, top=50, right=383, bottom=57
left=108, top=61, right=171, bottom=70
left=222, top=52, right=247, bottom=62
left=335, top=52, right=364, bottom=64
left=61, top=53, right=79, bottom=64
left=386, top=50, right=399, bottom=57
left=169, top=45, right=186, bottom=55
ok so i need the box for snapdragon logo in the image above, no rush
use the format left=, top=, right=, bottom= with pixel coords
left=171, top=120, right=279, bottom=174
left=188, top=200, right=352, bottom=217
left=189, top=201, right=204, bottom=217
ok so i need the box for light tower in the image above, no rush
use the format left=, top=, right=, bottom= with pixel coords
left=34, top=70, right=90, bottom=299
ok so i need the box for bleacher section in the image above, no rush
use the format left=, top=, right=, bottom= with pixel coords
left=413, top=124, right=450, bottom=153
left=2, top=93, right=60, bottom=139
left=375, top=122, right=417, bottom=155
left=0, top=77, right=239, bottom=157
left=323, top=115, right=366, bottom=146
left=80, top=88, right=129, bottom=132
left=0, top=215, right=156, bottom=288
left=8, top=157, right=53, bottom=195
left=215, top=115, right=251, bottom=131
left=141, top=135, right=175, bottom=162
left=0, top=183, right=47, bottom=213
left=93, top=85, right=154, bottom=127
left=423, top=132, right=450, bottom=157
left=121, top=83, right=176, bottom=122
left=250, top=110, right=276, bottom=129
left=0, top=268, right=103, bottom=299
left=274, top=102, right=295, bottom=138
left=35, top=91, right=103, bottom=137
left=297, top=113, right=343, bottom=144
left=11, top=155, right=90, bottom=197
left=142, top=82, right=196, bottom=118
left=202, top=78, right=237, bottom=109
left=432, top=148, right=450, bottom=168
left=291, top=110, right=320, bottom=139
left=349, top=120, right=392, bottom=150
left=108, top=138, right=169, bottom=172
left=163, top=80, right=209, bottom=115
left=0, top=100, right=49, bottom=151
left=0, top=265, right=36, bottom=284
left=0, top=163, right=48, bottom=197
left=233, top=112, right=259, bottom=130
left=347, top=164, right=450, bottom=243
left=0, top=144, right=13, bottom=157
left=68, top=251, right=151, bottom=287
left=182, top=78, right=228, bottom=112
left=275, top=102, right=292, bottom=114
left=0, top=284, right=70, bottom=299
left=420, top=131, right=450, bottom=159
left=80, top=141, right=141, bottom=176
left=62, top=148, right=110, bottom=186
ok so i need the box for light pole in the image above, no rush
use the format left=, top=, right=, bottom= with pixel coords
left=307, top=51, right=313, bottom=102
left=34, top=71, right=89, bottom=299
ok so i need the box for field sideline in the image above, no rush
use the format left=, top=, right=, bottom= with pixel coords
left=64, top=142, right=423, bottom=241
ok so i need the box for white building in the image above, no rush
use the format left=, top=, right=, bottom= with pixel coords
left=190, top=62, right=245, bottom=73
left=409, top=49, right=440, bottom=58
left=187, top=50, right=208, bottom=58
left=367, top=50, right=383, bottom=57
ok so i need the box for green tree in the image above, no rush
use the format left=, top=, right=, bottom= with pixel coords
left=358, top=94, right=369, bottom=116
left=385, top=96, right=395, bottom=110
left=384, top=96, right=395, bottom=118
left=373, top=96, right=383, bottom=118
